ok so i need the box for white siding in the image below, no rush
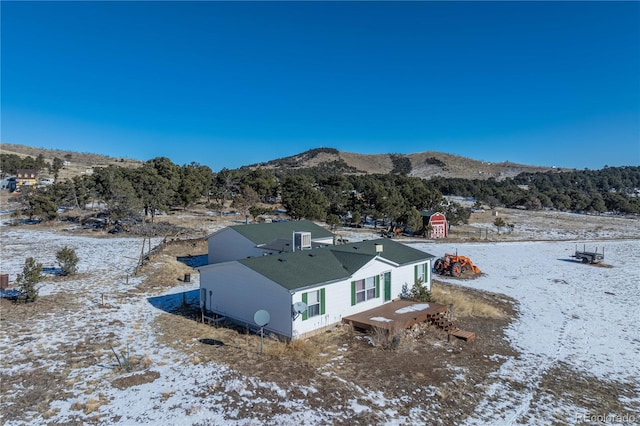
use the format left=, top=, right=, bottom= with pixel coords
left=292, top=258, right=423, bottom=339
left=207, top=229, right=263, bottom=264
left=199, top=262, right=292, bottom=337
left=312, top=236, right=335, bottom=245
left=201, top=255, right=433, bottom=340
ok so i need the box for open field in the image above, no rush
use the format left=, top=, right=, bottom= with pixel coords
left=1, top=209, right=639, bottom=425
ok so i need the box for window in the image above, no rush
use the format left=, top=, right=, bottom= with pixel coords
left=302, top=289, right=325, bottom=321
left=307, top=290, right=321, bottom=318
left=415, top=263, right=427, bottom=284
left=352, top=276, right=379, bottom=305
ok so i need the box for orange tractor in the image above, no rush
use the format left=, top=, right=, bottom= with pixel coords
left=434, top=253, right=481, bottom=277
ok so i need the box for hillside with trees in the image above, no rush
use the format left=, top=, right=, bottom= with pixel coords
left=2, top=145, right=638, bottom=235
left=246, top=148, right=566, bottom=181
left=431, top=166, right=640, bottom=214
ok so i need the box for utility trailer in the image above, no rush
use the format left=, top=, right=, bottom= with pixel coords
left=572, top=245, right=604, bottom=264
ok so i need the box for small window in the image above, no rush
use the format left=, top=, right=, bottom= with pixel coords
left=416, top=263, right=426, bottom=284
left=307, top=290, right=321, bottom=318
left=302, top=289, right=325, bottom=320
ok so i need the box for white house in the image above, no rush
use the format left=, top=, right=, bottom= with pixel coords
left=205, top=220, right=336, bottom=264
left=199, top=230, right=435, bottom=340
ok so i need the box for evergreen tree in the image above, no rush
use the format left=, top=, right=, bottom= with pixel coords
left=405, top=207, right=423, bottom=234
left=281, top=175, right=328, bottom=220
left=16, top=257, right=43, bottom=303
left=56, top=246, right=79, bottom=276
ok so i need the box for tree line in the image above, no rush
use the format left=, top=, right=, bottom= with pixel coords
left=7, top=153, right=640, bottom=230
left=9, top=156, right=469, bottom=232
left=430, top=166, right=640, bottom=214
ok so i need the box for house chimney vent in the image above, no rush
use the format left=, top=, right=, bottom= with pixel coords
left=293, top=231, right=312, bottom=251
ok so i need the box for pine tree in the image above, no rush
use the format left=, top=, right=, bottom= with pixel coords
left=56, top=246, right=79, bottom=276
left=494, top=217, right=506, bottom=235
left=16, top=257, right=43, bottom=303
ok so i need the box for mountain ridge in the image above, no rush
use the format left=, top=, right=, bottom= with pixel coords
left=244, top=147, right=569, bottom=180
left=2, top=143, right=570, bottom=181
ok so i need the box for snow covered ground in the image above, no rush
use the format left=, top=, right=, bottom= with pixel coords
left=409, top=240, right=640, bottom=425
left=1, top=211, right=639, bottom=425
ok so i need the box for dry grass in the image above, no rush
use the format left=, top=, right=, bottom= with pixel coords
left=369, top=324, right=403, bottom=349
left=263, top=336, right=325, bottom=365
left=83, top=397, right=103, bottom=415
left=432, top=281, right=505, bottom=319
left=132, top=251, right=199, bottom=294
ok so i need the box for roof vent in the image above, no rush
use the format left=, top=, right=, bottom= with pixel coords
left=293, top=231, right=312, bottom=251
left=278, top=258, right=287, bottom=262
left=375, top=244, right=383, bottom=254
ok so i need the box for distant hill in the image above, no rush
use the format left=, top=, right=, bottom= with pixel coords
left=244, top=147, right=569, bottom=181
left=1, top=143, right=143, bottom=181
left=2, top=143, right=569, bottom=181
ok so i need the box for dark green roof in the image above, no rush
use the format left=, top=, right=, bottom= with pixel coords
left=328, top=250, right=374, bottom=275
left=230, top=220, right=334, bottom=245
left=330, top=238, right=436, bottom=266
left=238, top=238, right=435, bottom=291
left=239, top=248, right=351, bottom=291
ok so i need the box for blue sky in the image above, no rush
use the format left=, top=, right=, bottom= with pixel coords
left=2, top=1, right=639, bottom=171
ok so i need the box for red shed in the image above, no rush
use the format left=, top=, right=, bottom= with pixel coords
left=420, top=211, right=447, bottom=238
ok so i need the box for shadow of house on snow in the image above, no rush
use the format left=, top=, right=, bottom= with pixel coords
left=147, top=289, right=200, bottom=315
left=147, top=254, right=206, bottom=316
left=176, top=254, right=208, bottom=268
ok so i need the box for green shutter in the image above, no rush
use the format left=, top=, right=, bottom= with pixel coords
left=320, top=288, right=326, bottom=315
left=424, top=262, right=429, bottom=286
left=351, top=281, right=356, bottom=306
left=414, top=265, right=418, bottom=283
left=302, top=292, right=308, bottom=321
left=375, top=275, right=380, bottom=298
left=384, top=272, right=391, bottom=301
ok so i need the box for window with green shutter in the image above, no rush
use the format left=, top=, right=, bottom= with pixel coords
left=352, top=276, right=378, bottom=304
left=303, top=290, right=322, bottom=320
left=414, top=263, right=427, bottom=285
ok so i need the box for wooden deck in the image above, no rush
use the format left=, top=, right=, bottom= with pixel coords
left=343, top=300, right=448, bottom=333
left=343, top=300, right=477, bottom=341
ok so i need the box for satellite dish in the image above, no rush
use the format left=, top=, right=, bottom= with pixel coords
left=292, top=301, right=307, bottom=315
left=254, top=309, right=270, bottom=327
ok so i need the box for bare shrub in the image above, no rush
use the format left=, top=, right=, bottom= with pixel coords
left=370, top=325, right=403, bottom=350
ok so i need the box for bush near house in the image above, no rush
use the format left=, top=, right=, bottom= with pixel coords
left=401, top=279, right=433, bottom=303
